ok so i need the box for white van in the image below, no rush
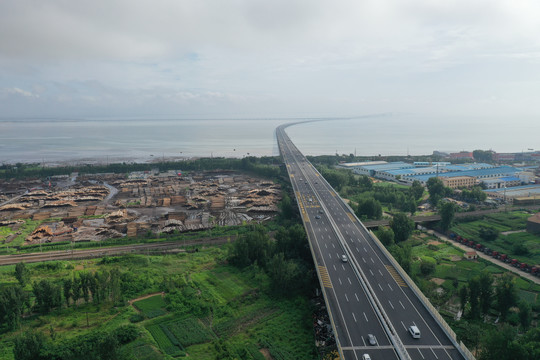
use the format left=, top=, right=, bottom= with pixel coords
left=409, top=325, right=421, bottom=339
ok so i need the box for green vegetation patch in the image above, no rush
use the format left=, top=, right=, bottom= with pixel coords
left=133, top=295, right=167, bottom=318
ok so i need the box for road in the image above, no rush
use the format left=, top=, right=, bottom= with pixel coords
left=277, top=124, right=470, bottom=360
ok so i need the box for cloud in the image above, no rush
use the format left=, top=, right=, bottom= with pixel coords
left=1, top=1, right=540, bottom=117
left=1, top=87, right=39, bottom=98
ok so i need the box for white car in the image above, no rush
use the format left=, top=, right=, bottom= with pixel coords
left=362, top=354, right=371, bottom=360
left=409, top=325, right=421, bottom=339
left=341, top=255, right=348, bottom=263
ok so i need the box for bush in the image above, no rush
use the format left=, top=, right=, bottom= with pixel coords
left=129, top=314, right=145, bottom=323
left=112, top=324, right=140, bottom=344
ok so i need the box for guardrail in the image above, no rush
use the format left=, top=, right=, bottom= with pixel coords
left=368, top=230, right=476, bottom=360
left=278, top=134, right=347, bottom=360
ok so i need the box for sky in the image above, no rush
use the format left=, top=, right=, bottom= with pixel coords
left=1, top=0, right=540, bottom=119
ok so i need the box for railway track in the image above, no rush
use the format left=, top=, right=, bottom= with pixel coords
left=0, top=237, right=233, bottom=266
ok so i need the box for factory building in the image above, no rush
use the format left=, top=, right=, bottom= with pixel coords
left=441, top=176, right=477, bottom=189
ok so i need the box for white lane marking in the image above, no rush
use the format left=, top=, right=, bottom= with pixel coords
left=324, top=244, right=327, bottom=248
left=355, top=293, right=359, bottom=302
left=370, top=257, right=374, bottom=263
left=352, top=313, right=357, bottom=323
left=356, top=247, right=360, bottom=252
left=341, top=264, right=345, bottom=271
left=364, top=247, right=367, bottom=252
left=332, top=243, right=335, bottom=248
left=389, top=300, right=394, bottom=309
left=336, top=253, right=340, bottom=259
left=333, top=265, right=337, bottom=271
left=369, top=269, right=374, bottom=276
left=328, top=253, right=332, bottom=259
left=400, top=321, right=407, bottom=331
left=362, top=337, right=366, bottom=347
left=388, top=283, right=393, bottom=291
left=345, top=230, right=349, bottom=235
left=338, top=278, right=342, bottom=285
left=362, top=257, right=366, bottom=263
left=418, top=349, right=425, bottom=359
left=430, top=348, right=438, bottom=359
left=348, top=277, right=352, bottom=284
left=345, top=293, right=349, bottom=302
left=378, top=269, right=383, bottom=276
left=399, top=300, right=405, bottom=309
left=363, top=312, right=368, bottom=322
left=378, top=283, right=383, bottom=291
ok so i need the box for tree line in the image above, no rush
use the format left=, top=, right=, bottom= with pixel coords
left=227, top=224, right=316, bottom=297
left=0, top=156, right=283, bottom=180
left=1, top=262, right=130, bottom=332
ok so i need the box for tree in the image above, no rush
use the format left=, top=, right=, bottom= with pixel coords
left=478, top=325, right=525, bottom=360
left=63, top=278, right=72, bottom=307
left=467, top=277, right=481, bottom=318
left=375, top=227, right=394, bottom=246
left=420, top=258, right=436, bottom=276
left=356, top=198, right=382, bottom=220
left=495, top=273, right=517, bottom=322
left=426, top=177, right=446, bottom=206
left=0, top=285, right=29, bottom=330
left=15, top=262, right=30, bottom=287
left=473, top=150, right=493, bottom=163
left=518, top=301, right=532, bottom=329
left=513, top=241, right=529, bottom=256
left=72, top=275, right=81, bottom=306
left=32, top=279, right=62, bottom=314
left=228, top=226, right=272, bottom=268
left=278, top=192, right=295, bottom=220
left=390, top=212, right=414, bottom=242
left=267, top=252, right=305, bottom=296
left=13, top=330, right=48, bottom=360
left=479, top=226, right=499, bottom=242
left=439, top=202, right=456, bottom=231
left=410, top=180, right=424, bottom=200
left=478, top=272, right=493, bottom=316
left=459, top=285, right=468, bottom=312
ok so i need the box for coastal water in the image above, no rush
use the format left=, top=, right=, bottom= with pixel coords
left=0, top=115, right=538, bottom=165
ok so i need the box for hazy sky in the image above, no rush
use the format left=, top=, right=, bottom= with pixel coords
left=1, top=0, right=540, bottom=118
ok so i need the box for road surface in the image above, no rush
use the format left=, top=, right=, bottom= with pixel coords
left=277, top=124, right=470, bottom=360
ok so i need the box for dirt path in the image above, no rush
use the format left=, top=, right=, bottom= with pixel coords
left=429, top=230, right=540, bottom=285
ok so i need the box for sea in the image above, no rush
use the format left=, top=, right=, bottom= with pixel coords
left=0, top=114, right=538, bottom=165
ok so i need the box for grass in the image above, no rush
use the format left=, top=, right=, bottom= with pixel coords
left=0, top=248, right=317, bottom=360
left=450, top=210, right=540, bottom=265
left=0, top=219, right=42, bottom=250
left=133, top=295, right=167, bottom=318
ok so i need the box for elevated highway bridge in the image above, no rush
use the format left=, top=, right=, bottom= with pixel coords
left=277, top=124, right=473, bottom=360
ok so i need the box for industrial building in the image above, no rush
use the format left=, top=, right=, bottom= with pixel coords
left=404, top=166, right=521, bottom=186
left=484, top=184, right=540, bottom=204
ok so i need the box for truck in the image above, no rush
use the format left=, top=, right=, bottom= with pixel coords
left=491, top=251, right=499, bottom=258
left=475, top=243, right=483, bottom=251
left=519, top=263, right=528, bottom=272
left=531, top=267, right=539, bottom=276
left=511, top=259, right=518, bottom=267
left=500, top=254, right=508, bottom=262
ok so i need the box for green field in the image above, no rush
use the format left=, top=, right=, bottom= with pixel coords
left=450, top=211, right=540, bottom=265
left=406, top=231, right=540, bottom=307
left=0, top=248, right=317, bottom=360
left=133, top=295, right=167, bottom=318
